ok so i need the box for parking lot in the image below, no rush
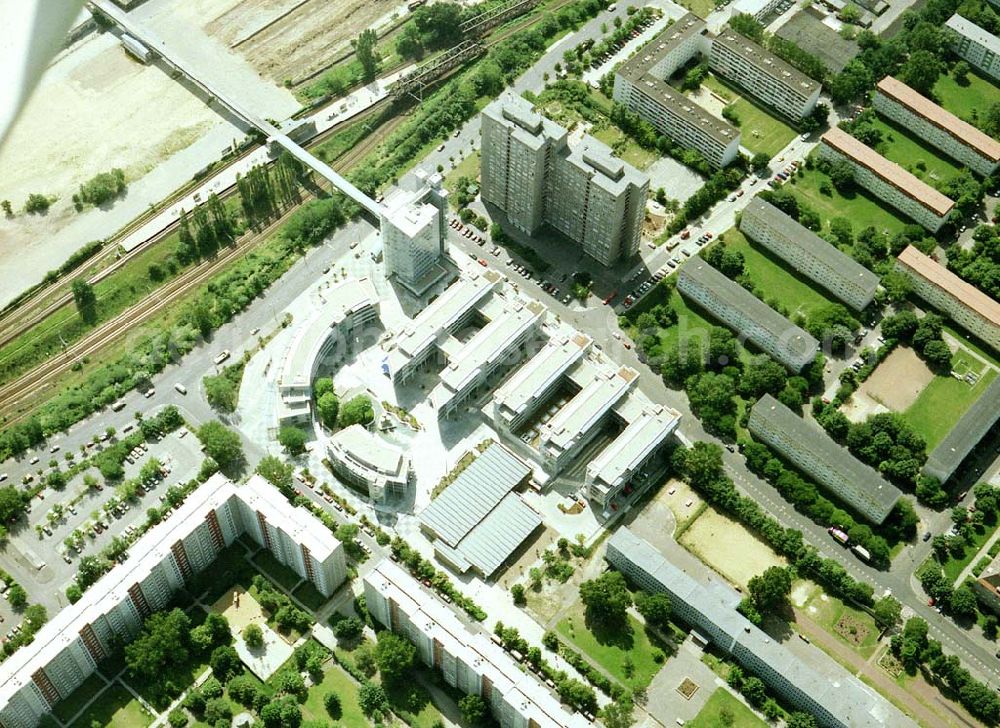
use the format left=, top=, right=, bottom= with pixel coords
left=7, top=427, right=205, bottom=612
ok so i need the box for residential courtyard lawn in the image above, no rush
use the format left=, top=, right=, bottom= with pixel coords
left=69, top=683, right=152, bottom=728
left=802, top=586, right=881, bottom=659
left=188, top=543, right=255, bottom=602
left=302, top=663, right=369, bottom=726
left=590, top=125, right=659, bottom=169
left=699, top=75, right=796, bottom=157
left=386, top=679, right=450, bottom=728
left=53, top=673, right=107, bottom=723
left=722, top=229, right=838, bottom=321
left=943, top=323, right=1000, bottom=369
left=252, top=550, right=302, bottom=592
left=785, top=167, right=910, bottom=236
left=444, top=151, right=481, bottom=207
left=676, top=0, right=718, bottom=18
left=292, top=581, right=329, bottom=611
left=903, top=368, right=998, bottom=451
left=933, top=69, right=1000, bottom=123
left=689, top=688, right=767, bottom=728
left=935, top=518, right=1000, bottom=583
left=867, top=117, right=962, bottom=188
left=556, top=603, right=665, bottom=690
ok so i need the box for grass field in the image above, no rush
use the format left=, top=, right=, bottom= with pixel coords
left=676, top=0, right=718, bottom=18
left=252, top=550, right=302, bottom=592
left=302, top=664, right=369, bottom=726
left=701, top=75, right=797, bottom=158
left=801, top=586, right=881, bottom=659
left=933, top=69, right=1000, bottom=122
left=292, top=581, right=329, bottom=611
left=689, top=688, right=768, bottom=728
left=785, top=167, right=910, bottom=236
left=722, top=229, right=837, bottom=321
left=53, top=673, right=107, bottom=723
left=69, top=683, right=152, bottom=728
left=943, top=323, right=1000, bottom=368
left=868, top=117, right=962, bottom=187
left=903, top=368, right=998, bottom=450
left=444, top=151, right=481, bottom=207
left=556, top=603, right=665, bottom=690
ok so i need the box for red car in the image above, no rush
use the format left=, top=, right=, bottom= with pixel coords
left=478, top=258, right=487, bottom=267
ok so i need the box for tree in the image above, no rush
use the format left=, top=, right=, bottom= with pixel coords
left=751, top=152, right=770, bottom=174
left=413, top=2, right=464, bottom=48
left=203, top=697, right=232, bottom=726
left=24, top=193, right=50, bottom=214
left=881, top=310, right=918, bottom=341
left=397, top=23, right=425, bottom=59
left=900, top=49, right=942, bottom=94
left=872, top=595, right=902, bottom=632
left=243, top=622, right=264, bottom=649
left=747, top=566, right=793, bottom=612
left=356, top=29, right=379, bottom=82
left=1, top=200, right=11, bottom=217
left=66, top=583, right=83, bottom=603
left=261, top=694, right=302, bottom=728
left=358, top=683, right=389, bottom=717
left=324, top=691, right=342, bottom=718
left=71, top=279, right=98, bottom=324
left=600, top=698, right=635, bottom=728
left=787, top=712, right=818, bottom=728
left=374, top=630, right=416, bottom=684
left=125, top=608, right=191, bottom=682
left=203, top=374, right=237, bottom=412
left=196, top=421, right=243, bottom=473
left=950, top=583, right=979, bottom=618
left=278, top=426, right=308, bottom=456
left=256, top=455, right=294, bottom=494
left=921, top=339, right=952, bottom=373
left=0, top=487, right=25, bottom=523
left=6, top=584, right=27, bottom=609
left=686, top=371, right=737, bottom=436
left=78, top=168, right=126, bottom=206
left=953, top=60, right=971, bottom=84
left=738, top=356, right=787, bottom=399
left=228, top=673, right=264, bottom=708
left=313, top=377, right=334, bottom=400
left=338, top=395, right=374, bottom=428
left=511, top=583, right=526, bottom=605
left=635, top=592, right=672, bottom=632
left=168, top=708, right=188, bottom=728
left=333, top=615, right=364, bottom=641
left=579, top=571, right=633, bottom=628
left=316, top=392, right=339, bottom=428
left=210, top=645, right=242, bottom=683
left=458, top=694, right=490, bottom=725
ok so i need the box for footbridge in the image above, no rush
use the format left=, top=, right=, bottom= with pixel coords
left=89, top=0, right=385, bottom=219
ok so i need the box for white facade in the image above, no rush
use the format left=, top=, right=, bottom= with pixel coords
left=895, top=245, right=1000, bottom=352
left=708, top=31, right=821, bottom=121
left=381, top=171, right=450, bottom=294
left=873, top=76, right=1000, bottom=177
left=0, top=475, right=346, bottom=728
left=946, top=14, right=1000, bottom=81
left=364, top=560, right=590, bottom=728
left=819, top=128, right=954, bottom=232
left=480, top=94, right=650, bottom=265
left=326, top=425, right=411, bottom=503
left=613, top=15, right=741, bottom=168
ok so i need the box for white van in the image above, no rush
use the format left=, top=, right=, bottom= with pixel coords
left=174, top=383, right=187, bottom=395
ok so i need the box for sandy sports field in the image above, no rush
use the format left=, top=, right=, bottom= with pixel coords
left=680, top=508, right=786, bottom=590
left=628, top=478, right=704, bottom=543
left=855, top=347, right=934, bottom=411
left=212, top=585, right=267, bottom=631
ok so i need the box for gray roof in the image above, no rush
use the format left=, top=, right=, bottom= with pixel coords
left=947, top=13, right=1000, bottom=57
left=419, top=444, right=540, bottom=577
left=775, top=10, right=858, bottom=73
left=678, top=259, right=818, bottom=369
left=749, top=394, right=902, bottom=521
left=741, top=196, right=879, bottom=310
left=606, top=528, right=917, bottom=728
left=712, top=30, right=820, bottom=98
left=924, top=376, right=1000, bottom=482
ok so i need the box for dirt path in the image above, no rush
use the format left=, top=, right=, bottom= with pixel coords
left=793, top=608, right=981, bottom=728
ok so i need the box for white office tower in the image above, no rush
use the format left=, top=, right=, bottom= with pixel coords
left=382, top=170, right=450, bottom=295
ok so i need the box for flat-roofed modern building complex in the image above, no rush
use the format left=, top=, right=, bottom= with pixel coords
left=326, top=424, right=411, bottom=503
left=708, top=30, right=821, bottom=121
left=491, top=332, right=592, bottom=433
left=429, top=296, right=546, bottom=419
left=819, top=127, right=955, bottom=232
left=276, top=277, right=380, bottom=426
left=678, top=259, right=818, bottom=371
left=749, top=394, right=902, bottom=523
left=945, top=14, right=1000, bottom=81
left=923, top=376, right=1000, bottom=483
left=740, top=196, right=879, bottom=311
left=873, top=76, right=1000, bottom=177
left=480, top=94, right=649, bottom=266
left=894, top=245, right=1000, bottom=351
left=606, top=528, right=917, bottom=728
left=613, top=14, right=741, bottom=168
left=419, top=444, right=541, bottom=578
left=731, top=0, right=785, bottom=22
left=381, top=170, right=450, bottom=295
left=0, top=475, right=346, bottom=728
left=387, top=269, right=502, bottom=383
left=364, top=560, right=590, bottom=728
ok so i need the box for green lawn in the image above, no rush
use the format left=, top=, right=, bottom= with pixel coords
left=722, top=229, right=838, bottom=321
left=188, top=543, right=255, bottom=602
left=444, top=151, right=481, bottom=207
left=676, top=0, right=718, bottom=18
left=943, top=323, right=1000, bottom=368
left=302, top=663, right=369, bottom=726
left=292, top=581, right=329, bottom=611
left=785, top=167, right=910, bottom=236
left=556, top=604, right=665, bottom=690
left=699, top=74, right=796, bottom=157
left=933, top=68, right=1000, bottom=123
left=802, top=585, right=881, bottom=659
left=591, top=125, right=660, bottom=170
left=252, top=550, right=302, bottom=592
left=689, top=688, right=768, bottom=728
left=935, top=519, right=1000, bottom=583
left=903, top=368, right=998, bottom=450
left=69, top=683, right=152, bottom=728
left=867, top=117, right=962, bottom=188
left=53, top=673, right=107, bottom=723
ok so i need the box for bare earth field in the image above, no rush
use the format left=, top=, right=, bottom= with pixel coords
left=628, top=478, right=704, bottom=543
left=208, top=0, right=404, bottom=85
left=855, top=347, right=934, bottom=411
left=680, top=509, right=786, bottom=589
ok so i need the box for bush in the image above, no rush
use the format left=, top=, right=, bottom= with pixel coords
left=242, top=622, right=263, bottom=648
left=78, top=168, right=126, bottom=206
left=24, top=194, right=51, bottom=214
left=168, top=709, right=188, bottom=728
left=338, top=395, right=374, bottom=428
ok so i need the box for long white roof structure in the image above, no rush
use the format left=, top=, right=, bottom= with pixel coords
left=491, top=332, right=591, bottom=424
left=588, top=399, right=681, bottom=494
